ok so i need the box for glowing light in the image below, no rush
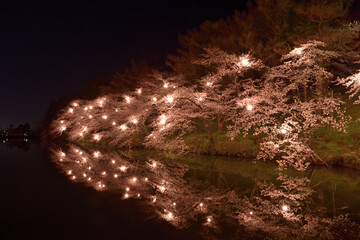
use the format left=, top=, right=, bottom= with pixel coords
left=102, top=115, right=108, bottom=119
left=89, top=106, right=93, bottom=109
left=293, top=47, right=303, bottom=55
left=126, top=187, right=130, bottom=192
left=246, top=105, right=253, bottom=111
left=79, top=132, right=83, bottom=136
left=60, top=120, right=64, bottom=124
left=112, top=121, right=116, bottom=126
left=250, top=211, right=253, bottom=215
left=152, top=162, right=157, bottom=167
left=206, top=82, right=212, bottom=86
left=132, top=119, right=138, bottom=124
left=207, top=217, right=212, bottom=223
left=199, top=203, right=203, bottom=207
left=144, top=177, right=148, bottom=181
left=125, top=96, right=131, bottom=103
left=83, top=173, right=87, bottom=177
left=83, top=127, right=87, bottom=132
left=114, top=174, right=118, bottom=178
left=115, top=109, right=118, bottom=112
left=137, top=89, right=142, bottom=94
left=120, top=124, right=127, bottom=131
left=69, top=108, right=73, bottom=113
left=282, top=205, right=289, bottom=211
left=199, top=97, right=203, bottom=101
left=93, top=134, right=100, bottom=141
left=137, top=193, right=140, bottom=197
left=67, top=170, right=72, bottom=175
left=132, top=177, right=137, bottom=183
left=280, top=129, right=287, bottom=134
left=152, top=197, right=157, bottom=202
left=120, top=166, right=127, bottom=172
left=241, top=58, right=250, bottom=67
left=84, top=107, right=88, bottom=111
left=166, top=95, right=174, bottom=103
left=167, top=212, right=173, bottom=219
left=163, top=83, right=168, bottom=88
left=159, top=186, right=165, bottom=192
left=102, top=171, right=106, bottom=176
left=152, top=97, right=157, bottom=102
left=173, top=202, right=176, bottom=206
left=89, top=115, right=93, bottom=119
left=73, top=103, right=78, bottom=107
left=72, top=176, right=76, bottom=180
left=60, top=126, right=66, bottom=131
left=99, top=100, right=103, bottom=106
left=124, top=193, right=129, bottom=198
left=93, top=151, right=100, bottom=158
left=88, top=177, right=91, bottom=181
left=60, top=152, right=66, bottom=157
left=111, top=160, right=115, bottom=164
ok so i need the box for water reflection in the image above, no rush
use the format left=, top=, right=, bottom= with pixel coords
left=48, top=144, right=360, bottom=239
left=0, top=137, right=31, bottom=151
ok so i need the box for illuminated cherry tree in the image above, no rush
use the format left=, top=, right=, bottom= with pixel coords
left=50, top=40, right=354, bottom=171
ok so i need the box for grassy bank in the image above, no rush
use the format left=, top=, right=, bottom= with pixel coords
left=71, top=104, right=360, bottom=170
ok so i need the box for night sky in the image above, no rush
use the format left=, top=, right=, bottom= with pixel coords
left=1, top=0, right=359, bottom=128
left=1, top=0, right=248, bottom=128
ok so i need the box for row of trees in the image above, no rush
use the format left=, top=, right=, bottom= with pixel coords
left=50, top=39, right=360, bottom=170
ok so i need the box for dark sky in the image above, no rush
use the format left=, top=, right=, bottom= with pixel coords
left=1, top=0, right=359, bottom=128
left=1, top=0, right=248, bottom=128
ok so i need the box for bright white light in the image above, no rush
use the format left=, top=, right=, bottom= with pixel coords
left=120, top=124, right=127, bottom=131
left=72, top=176, right=76, bottom=180
left=88, top=177, right=91, bottom=181
left=282, top=205, right=289, bottom=211
left=207, top=217, right=212, bottom=223
left=112, top=121, right=116, bottom=126
left=246, top=105, right=253, bottom=111
left=93, top=134, right=100, bottom=141
left=167, top=96, right=174, bottom=103
left=173, top=202, right=176, bottom=206
left=250, top=211, right=253, bottom=215
left=199, top=203, right=203, bottom=207
left=89, top=106, right=93, bottom=109
left=132, top=119, right=138, bottom=124
left=159, top=186, right=165, bottom=192
left=114, top=174, right=118, bottom=178
left=60, top=120, right=64, bottom=124
left=84, top=107, right=88, bottom=111
left=241, top=58, right=250, bottom=67
left=132, top=177, right=137, bottom=182
left=102, top=115, right=108, bottom=119
left=69, top=108, right=73, bottom=113
left=137, top=89, right=142, bottom=94
left=199, top=97, right=203, bottom=101
left=164, top=83, right=168, bottom=88
left=102, top=171, right=106, bottom=176
left=280, top=129, right=287, bottom=134
left=73, top=103, right=78, bottom=107
left=206, top=82, right=212, bottom=86
left=152, top=162, right=157, bottom=167
left=293, top=48, right=302, bottom=55
left=111, top=160, right=115, bottom=164
left=60, top=152, right=66, bottom=157
left=120, top=166, right=127, bottom=172
left=83, top=173, right=87, bottom=177
left=124, top=193, right=129, bottom=198
left=167, top=212, right=173, bottom=219
left=67, top=170, right=72, bottom=175
left=89, top=115, right=93, bottom=119
left=80, top=132, right=84, bottom=136
left=99, top=100, right=103, bottom=106
left=144, top=177, right=148, bottom=181
left=60, top=126, right=66, bottom=131
left=152, top=97, right=157, bottom=102
left=125, top=96, right=131, bottom=103
left=93, top=151, right=100, bottom=158
left=159, top=119, right=166, bottom=125
left=126, top=187, right=130, bottom=192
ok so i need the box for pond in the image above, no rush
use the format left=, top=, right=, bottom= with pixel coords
left=1, top=139, right=360, bottom=239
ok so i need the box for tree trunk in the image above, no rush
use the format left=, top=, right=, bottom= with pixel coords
left=217, top=116, right=224, bottom=132
left=204, top=121, right=216, bottom=154
left=193, top=121, right=199, bottom=134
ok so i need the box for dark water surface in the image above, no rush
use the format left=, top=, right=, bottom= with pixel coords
left=1, top=140, right=360, bottom=239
